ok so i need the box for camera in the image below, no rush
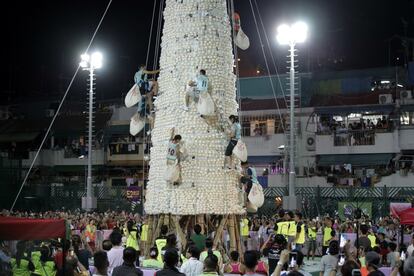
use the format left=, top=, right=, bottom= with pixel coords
left=289, top=252, right=297, bottom=268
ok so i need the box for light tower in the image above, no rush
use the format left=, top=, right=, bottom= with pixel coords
left=80, top=52, right=102, bottom=211
left=277, top=22, right=308, bottom=210
left=143, top=0, right=244, bottom=254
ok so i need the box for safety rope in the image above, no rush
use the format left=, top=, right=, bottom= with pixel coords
left=229, top=0, right=242, bottom=132
left=247, top=0, right=286, bottom=132
left=252, top=0, right=289, bottom=109
left=145, top=0, right=157, bottom=68
left=10, top=0, right=114, bottom=212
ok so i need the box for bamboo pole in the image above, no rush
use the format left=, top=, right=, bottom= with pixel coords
left=144, top=215, right=154, bottom=257
left=213, top=215, right=227, bottom=248
left=196, top=214, right=205, bottom=234
left=151, top=214, right=164, bottom=246
left=228, top=215, right=237, bottom=252
left=174, top=215, right=187, bottom=251
left=234, top=215, right=243, bottom=257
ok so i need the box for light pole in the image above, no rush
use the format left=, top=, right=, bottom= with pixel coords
left=277, top=22, right=308, bottom=210
left=80, top=52, right=102, bottom=211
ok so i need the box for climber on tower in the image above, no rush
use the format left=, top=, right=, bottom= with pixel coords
left=224, top=115, right=241, bottom=171
left=134, top=65, right=159, bottom=118
left=166, top=127, right=182, bottom=185
left=183, top=69, right=209, bottom=111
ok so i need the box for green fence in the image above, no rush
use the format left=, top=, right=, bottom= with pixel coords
left=259, top=186, right=414, bottom=219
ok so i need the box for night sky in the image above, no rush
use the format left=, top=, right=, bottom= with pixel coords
left=2, top=0, right=414, bottom=102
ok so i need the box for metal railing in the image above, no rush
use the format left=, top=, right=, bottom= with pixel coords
left=333, top=129, right=376, bottom=146
left=8, top=184, right=414, bottom=219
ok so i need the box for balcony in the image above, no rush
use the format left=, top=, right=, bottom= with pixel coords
left=316, top=129, right=398, bottom=155
left=107, top=142, right=145, bottom=165
left=22, top=149, right=105, bottom=167
left=243, top=134, right=284, bottom=157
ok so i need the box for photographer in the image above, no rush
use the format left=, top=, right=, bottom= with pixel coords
left=261, top=234, right=287, bottom=275
left=271, top=249, right=311, bottom=276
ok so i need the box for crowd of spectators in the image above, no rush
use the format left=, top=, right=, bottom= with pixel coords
left=1, top=210, right=414, bottom=276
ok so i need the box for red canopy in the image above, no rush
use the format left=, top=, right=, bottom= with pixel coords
left=396, top=208, right=414, bottom=226
left=0, top=216, right=66, bottom=240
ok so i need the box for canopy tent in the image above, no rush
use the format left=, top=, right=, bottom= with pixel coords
left=395, top=208, right=414, bottom=226
left=0, top=216, right=66, bottom=240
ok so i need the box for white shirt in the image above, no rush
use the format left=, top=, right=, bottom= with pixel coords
left=180, top=257, right=204, bottom=276
left=107, top=246, right=124, bottom=274
left=407, top=244, right=414, bottom=257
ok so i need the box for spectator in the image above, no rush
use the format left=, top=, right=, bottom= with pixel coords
left=180, top=246, right=204, bottom=276
left=200, top=238, right=223, bottom=269
left=102, top=240, right=112, bottom=252
left=190, top=224, right=206, bottom=252
left=92, top=251, right=109, bottom=276
left=365, top=251, right=385, bottom=276
left=72, top=234, right=92, bottom=270
left=155, top=248, right=185, bottom=276
left=112, top=247, right=143, bottom=276
left=107, top=231, right=124, bottom=274
left=407, top=234, right=414, bottom=257
left=404, top=256, right=414, bottom=276
left=320, top=240, right=339, bottom=276
left=200, top=249, right=219, bottom=276
left=142, top=247, right=163, bottom=269
left=243, top=250, right=262, bottom=276
left=355, top=224, right=372, bottom=252
left=386, top=242, right=398, bottom=268
left=224, top=250, right=245, bottom=274
left=261, top=234, right=287, bottom=275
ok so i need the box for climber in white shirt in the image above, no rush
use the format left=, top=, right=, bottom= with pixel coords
left=184, top=69, right=209, bottom=111
left=224, top=115, right=241, bottom=171
left=166, top=127, right=182, bottom=185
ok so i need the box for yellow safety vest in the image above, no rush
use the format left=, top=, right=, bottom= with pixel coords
left=11, top=258, right=31, bottom=276
left=295, top=224, right=305, bottom=245
left=308, top=227, right=317, bottom=240
left=241, top=219, right=249, bottom=237
left=155, top=238, right=167, bottom=263
left=126, top=229, right=139, bottom=250
left=288, top=221, right=296, bottom=237
left=323, top=227, right=332, bottom=247
left=368, top=234, right=378, bottom=248
left=142, top=258, right=163, bottom=269
left=141, top=224, right=148, bottom=241
left=280, top=221, right=289, bottom=236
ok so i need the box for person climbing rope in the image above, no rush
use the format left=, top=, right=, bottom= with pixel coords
left=241, top=161, right=257, bottom=195
left=134, top=65, right=159, bottom=119
left=165, top=127, right=182, bottom=185
left=224, top=115, right=241, bottom=171
left=184, top=69, right=209, bottom=111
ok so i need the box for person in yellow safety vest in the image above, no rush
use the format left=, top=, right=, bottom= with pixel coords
left=241, top=217, right=250, bottom=249
left=140, top=220, right=149, bottom=253
left=286, top=211, right=297, bottom=245
left=294, top=212, right=305, bottom=251
left=124, top=220, right=139, bottom=251
left=306, top=220, right=318, bottom=261
left=11, top=241, right=34, bottom=276
left=32, top=246, right=56, bottom=276
left=155, top=225, right=169, bottom=263
left=275, top=209, right=287, bottom=236
left=142, top=247, right=164, bottom=269
left=322, top=217, right=336, bottom=255
left=367, top=229, right=378, bottom=249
